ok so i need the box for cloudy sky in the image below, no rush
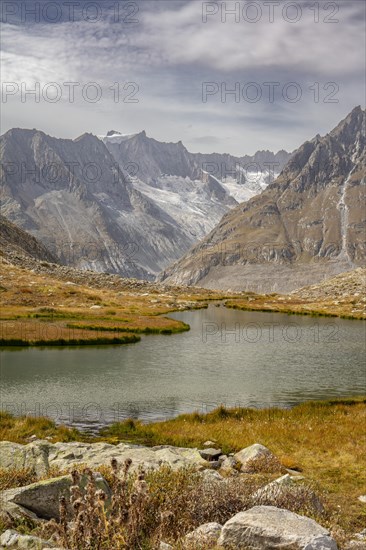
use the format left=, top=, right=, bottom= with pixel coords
left=1, top=0, right=365, bottom=155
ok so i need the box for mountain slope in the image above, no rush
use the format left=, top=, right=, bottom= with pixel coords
left=0, top=129, right=207, bottom=278
left=0, top=129, right=242, bottom=279
left=0, top=215, right=57, bottom=263
left=0, top=128, right=289, bottom=280
left=159, top=107, right=366, bottom=293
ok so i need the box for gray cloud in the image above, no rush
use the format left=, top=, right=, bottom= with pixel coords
left=0, top=0, right=364, bottom=155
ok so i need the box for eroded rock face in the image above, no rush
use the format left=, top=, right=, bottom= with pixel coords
left=0, top=128, right=241, bottom=280
left=0, top=441, right=49, bottom=476
left=217, top=505, right=338, bottom=549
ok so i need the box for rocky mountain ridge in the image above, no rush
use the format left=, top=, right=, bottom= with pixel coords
left=101, top=130, right=291, bottom=203
left=1, top=128, right=289, bottom=280
left=159, top=106, right=366, bottom=293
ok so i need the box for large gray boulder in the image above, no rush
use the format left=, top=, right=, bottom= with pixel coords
left=252, top=475, right=324, bottom=513
left=0, top=440, right=206, bottom=475
left=233, top=443, right=277, bottom=472
left=2, top=473, right=111, bottom=521
left=217, top=506, right=338, bottom=549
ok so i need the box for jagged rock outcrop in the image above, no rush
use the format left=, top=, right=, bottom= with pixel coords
left=100, top=130, right=201, bottom=183
left=159, top=107, right=366, bottom=293
left=3, top=473, right=111, bottom=521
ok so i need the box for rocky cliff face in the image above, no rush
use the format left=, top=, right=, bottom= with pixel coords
left=158, top=107, right=366, bottom=293
left=100, top=131, right=200, bottom=183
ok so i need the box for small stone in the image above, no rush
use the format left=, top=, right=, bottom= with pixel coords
left=199, top=448, right=222, bottom=461
left=201, top=469, right=224, bottom=483
left=185, top=522, right=222, bottom=546
left=0, top=529, right=58, bottom=548
left=358, top=495, right=366, bottom=503
left=203, top=440, right=216, bottom=447
left=220, top=455, right=240, bottom=474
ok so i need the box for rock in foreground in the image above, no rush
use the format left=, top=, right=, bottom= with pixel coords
left=234, top=443, right=278, bottom=472
left=0, top=440, right=207, bottom=475
left=217, top=505, right=338, bottom=549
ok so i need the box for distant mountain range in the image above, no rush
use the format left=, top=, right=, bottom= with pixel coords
left=159, top=106, right=366, bottom=293
left=0, top=128, right=290, bottom=279
left=100, top=129, right=290, bottom=203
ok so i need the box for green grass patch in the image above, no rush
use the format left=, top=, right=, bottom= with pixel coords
left=66, top=321, right=190, bottom=335
left=0, top=334, right=140, bottom=347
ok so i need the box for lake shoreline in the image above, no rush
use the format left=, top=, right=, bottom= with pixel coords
left=1, top=397, right=365, bottom=540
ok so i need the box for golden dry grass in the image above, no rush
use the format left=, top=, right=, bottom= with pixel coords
left=103, top=398, right=366, bottom=535
left=1, top=399, right=365, bottom=540
left=0, top=412, right=81, bottom=444
left=225, top=295, right=366, bottom=320
left=1, top=257, right=364, bottom=348
left=0, top=260, right=217, bottom=344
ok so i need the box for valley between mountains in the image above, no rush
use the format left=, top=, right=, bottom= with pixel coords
left=0, top=107, right=365, bottom=550
left=0, top=107, right=365, bottom=345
